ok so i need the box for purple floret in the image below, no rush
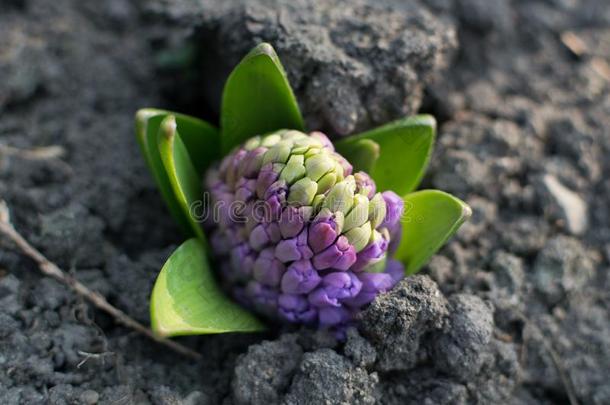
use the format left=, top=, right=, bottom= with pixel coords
left=308, top=210, right=343, bottom=253
left=275, top=228, right=314, bottom=262
left=281, top=259, right=322, bottom=294
left=308, top=272, right=362, bottom=307
left=312, top=235, right=357, bottom=271
left=381, top=191, right=404, bottom=254
left=278, top=294, right=317, bottom=323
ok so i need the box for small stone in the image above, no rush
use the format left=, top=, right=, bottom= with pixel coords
left=539, top=174, right=588, bottom=235
left=80, top=390, right=100, bottom=405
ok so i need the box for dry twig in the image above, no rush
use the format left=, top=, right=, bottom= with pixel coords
left=76, top=350, right=115, bottom=368
left=0, top=200, right=201, bottom=361
left=0, top=144, right=66, bottom=160
left=0, top=144, right=74, bottom=174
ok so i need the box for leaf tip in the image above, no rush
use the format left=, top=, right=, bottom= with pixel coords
left=448, top=192, right=472, bottom=224
left=248, top=42, right=277, bottom=59
left=136, top=108, right=161, bottom=124
left=413, top=114, right=437, bottom=132
left=161, top=115, right=177, bottom=139
left=461, top=202, right=473, bottom=221
left=151, top=319, right=170, bottom=338
left=365, top=138, right=381, bottom=155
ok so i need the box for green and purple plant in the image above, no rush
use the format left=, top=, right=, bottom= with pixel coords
left=135, top=43, right=471, bottom=337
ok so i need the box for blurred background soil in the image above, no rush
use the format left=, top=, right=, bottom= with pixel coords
left=1, top=0, right=609, bottom=404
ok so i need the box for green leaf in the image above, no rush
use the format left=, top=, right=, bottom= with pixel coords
left=395, top=190, right=471, bottom=275
left=335, top=138, right=380, bottom=173
left=157, top=115, right=206, bottom=242
left=335, top=115, right=436, bottom=195
left=171, top=113, right=220, bottom=175
left=136, top=108, right=220, bottom=175
left=135, top=109, right=219, bottom=238
left=221, top=43, right=304, bottom=154
left=137, top=110, right=191, bottom=235
left=151, top=238, right=266, bottom=336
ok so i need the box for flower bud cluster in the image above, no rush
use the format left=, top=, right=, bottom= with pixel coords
left=205, top=130, right=404, bottom=330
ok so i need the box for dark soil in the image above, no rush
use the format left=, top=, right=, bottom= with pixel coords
left=1, top=0, right=609, bottom=404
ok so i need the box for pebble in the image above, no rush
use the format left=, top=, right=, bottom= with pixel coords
left=541, top=174, right=588, bottom=235
left=80, top=390, right=100, bottom=405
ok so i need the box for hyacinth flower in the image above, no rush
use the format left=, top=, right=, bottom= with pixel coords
left=135, top=43, right=471, bottom=337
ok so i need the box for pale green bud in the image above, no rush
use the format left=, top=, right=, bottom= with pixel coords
left=290, top=145, right=310, bottom=155
left=304, top=147, right=322, bottom=159
left=281, top=154, right=306, bottom=184
left=316, top=172, right=337, bottom=194
left=263, top=143, right=291, bottom=165
left=294, top=136, right=321, bottom=149
left=281, top=130, right=306, bottom=142
left=333, top=160, right=346, bottom=182
left=354, top=172, right=374, bottom=196
left=261, top=133, right=282, bottom=147
left=311, top=194, right=326, bottom=213
left=288, top=177, right=318, bottom=206
left=344, top=221, right=372, bottom=252
left=244, top=136, right=261, bottom=150
left=305, top=154, right=335, bottom=181
left=323, top=176, right=356, bottom=214
left=343, top=194, right=370, bottom=232
left=368, top=193, right=387, bottom=228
